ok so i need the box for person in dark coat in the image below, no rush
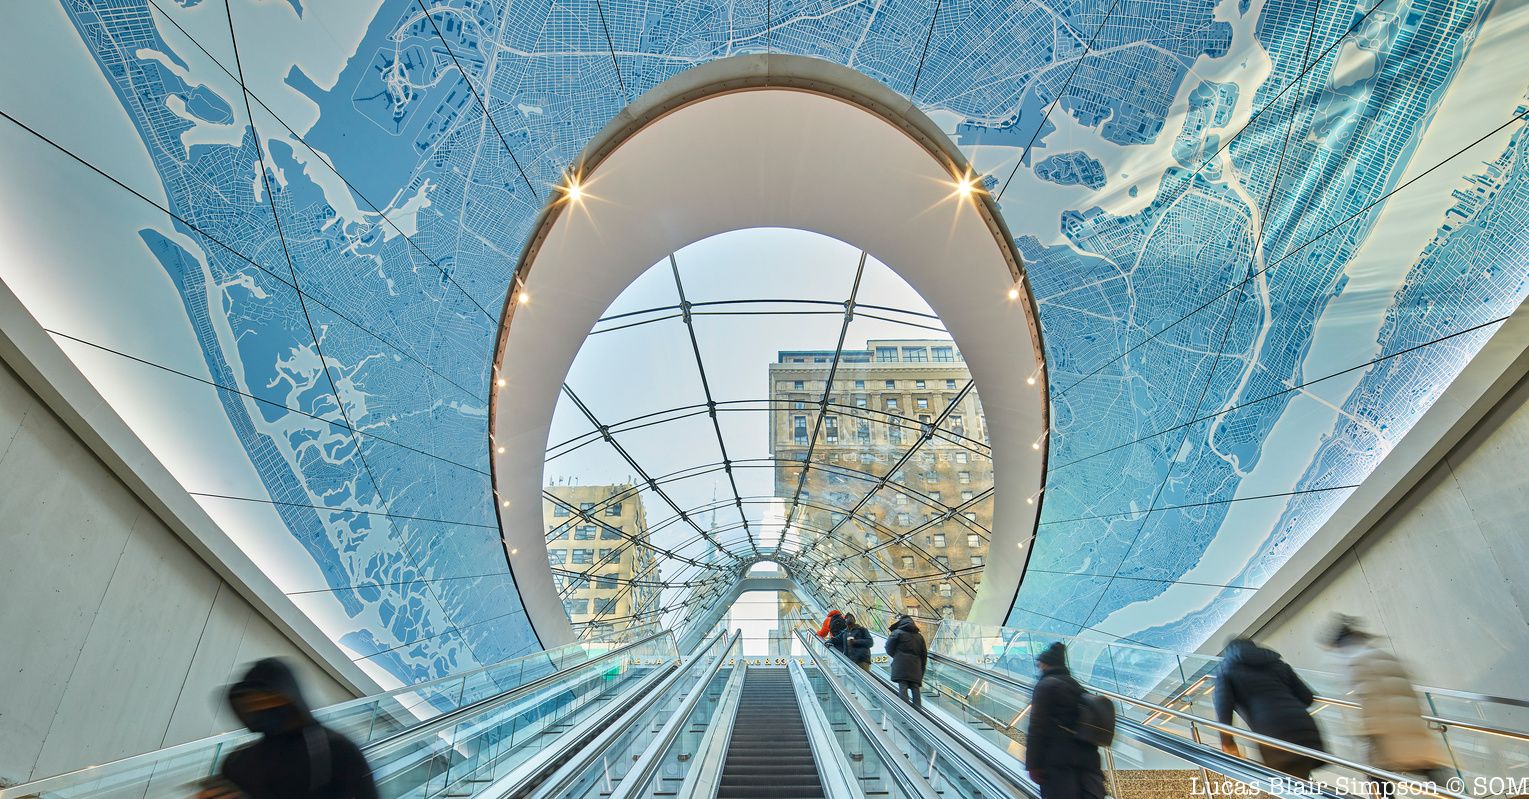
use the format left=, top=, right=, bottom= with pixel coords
left=841, top=614, right=874, bottom=672
left=1026, top=643, right=1106, bottom=799
left=817, top=609, right=844, bottom=641
left=197, top=658, right=378, bottom=799
left=884, top=615, right=928, bottom=707
left=1213, top=638, right=1326, bottom=780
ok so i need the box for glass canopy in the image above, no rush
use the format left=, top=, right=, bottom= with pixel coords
left=542, top=229, right=995, bottom=641
left=0, top=0, right=1522, bottom=688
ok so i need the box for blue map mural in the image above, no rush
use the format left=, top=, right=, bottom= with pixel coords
left=24, top=0, right=1529, bottom=681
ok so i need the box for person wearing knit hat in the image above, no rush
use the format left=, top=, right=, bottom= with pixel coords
left=1026, top=642, right=1106, bottom=799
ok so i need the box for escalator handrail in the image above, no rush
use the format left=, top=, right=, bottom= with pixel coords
left=0, top=631, right=677, bottom=799
left=805, top=634, right=1040, bottom=799
left=796, top=629, right=1028, bottom=799
left=363, top=629, right=677, bottom=760
left=793, top=633, right=943, bottom=799
left=604, top=631, right=743, bottom=799
left=928, top=650, right=1473, bottom=799
left=516, top=629, right=733, bottom=799
left=674, top=655, right=749, bottom=799
left=787, top=659, right=868, bottom=799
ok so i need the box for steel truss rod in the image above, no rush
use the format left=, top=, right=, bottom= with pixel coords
left=668, top=253, right=759, bottom=556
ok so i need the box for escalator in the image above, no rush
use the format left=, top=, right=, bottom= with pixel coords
left=9, top=620, right=1529, bottom=799
left=717, top=670, right=824, bottom=799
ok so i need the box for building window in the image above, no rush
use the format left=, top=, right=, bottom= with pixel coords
left=963, top=512, right=977, bottom=522
left=936, top=555, right=949, bottom=567
left=604, top=502, right=622, bottom=516
left=951, top=415, right=965, bottom=436
left=548, top=549, right=567, bottom=565
left=553, top=504, right=571, bottom=517
left=794, top=400, right=806, bottom=410
left=864, top=533, right=877, bottom=547
left=596, top=574, right=618, bottom=590
left=972, top=555, right=984, bottom=567
left=915, top=397, right=929, bottom=410
left=938, top=582, right=953, bottom=597
left=825, top=416, right=839, bottom=443
left=575, top=525, right=596, bottom=540
left=967, top=533, right=980, bottom=548
left=885, top=379, right=896, bottom=389
left=551, top=526, right=571, bottom=540
left=854, top=380, right=865, bottom=389
left=572, top=549, right=594, bottom=565
left=961, top=490, right=974, bottom=502
left=929, top=491, right=942, bottom=503
left=895, top=494, right=907, bottom=506
left=958, top=471, right=971, bottom=484
left=595, top=598, right=617, bottom=615
left=794, top=380, right=805, bottom=390
left=855, top=394, right=868, bottom=408
left=896, top=512, right=912, bottom=526
left=903, top=347, right=928, bottom=362
left=563, top=599, right=587, bottom=616
left=942, top=605, right=955, bottom=619
left=888, top=425, right=902, bottom=444
left=885, top=397, right=899, bottom=410
left=915, top=379, right=926, bottom=389
left=901, top=555, right=915, bottom=569
left=856, top=421, right=870, bottom=442
left=946, top=378, right=957, bottom=389
left=579, top=502, right=595, bottom=514
left=933, top=347, right=954, bottom=362
left=875, top=347, right=897, bottom=362
left=601, top=526, right=622, bottom=540
left=794, top=415, right=808, bottom=445
left=955, top=452, right=969, bottom=464
left=932, top=533, right=946, bottom=547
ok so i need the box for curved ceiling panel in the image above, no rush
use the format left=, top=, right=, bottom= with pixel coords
left=0, top=0, right=1522, bottom=684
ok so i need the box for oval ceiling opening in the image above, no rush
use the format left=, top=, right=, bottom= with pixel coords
left=491, top=81, right=1046, bottom=645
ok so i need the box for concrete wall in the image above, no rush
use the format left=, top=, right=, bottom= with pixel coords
left=1254, top=372, right=1529, bottom=700
left=0, top=361, right=354, bottom=788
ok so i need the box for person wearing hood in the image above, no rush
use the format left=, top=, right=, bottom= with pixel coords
left=817, top=609, right=846, bottom=646
left=840, top=614, right=874, bottom=672
left=1324, top=616, right=1452, bottom=784
left=1026, top=643, right=1106, bottom=799
left=196, top=658, right=378, bottom=799
left=885, top=615, right=928, bottom=707
left=1213, top=638, right=1326, bottom=780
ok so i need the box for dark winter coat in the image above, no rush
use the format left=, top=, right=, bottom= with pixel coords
left=219, top=659, right=378, bottom=799
left=826, top=614, right=849, bottom=652
left=884, top=616, right=928, bottom=684
left=1026, top=667, right=1104, bottom=775
left=843, top=623, right=874, bottom=664
left=1213, top=640, right=1326, bottom=776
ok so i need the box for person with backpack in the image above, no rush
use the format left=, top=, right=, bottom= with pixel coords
left=840, top=614, right=874, bottom=672
left=1213, top=638, right=1326, bottom=780
left=885, top=614, right=928, bottom=707
left=196, top=658, right=378, bottom=799
left=1026, top=643, right=1108, bottom=799
left=817, top=609, right=846, bottom=648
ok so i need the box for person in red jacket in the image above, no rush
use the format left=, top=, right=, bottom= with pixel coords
left=816, top=609, right=844, bottom=640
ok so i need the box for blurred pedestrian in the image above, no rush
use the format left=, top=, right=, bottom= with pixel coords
left=196, top=658, right=378, bottom=799
left=1026, top=643, right=1107, bottom=799
left=885, top=614, right=928, bottom=708
left=1213, top=638, right=1326, bottom=780
left=1325, top=616, right=1453, bottom=785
